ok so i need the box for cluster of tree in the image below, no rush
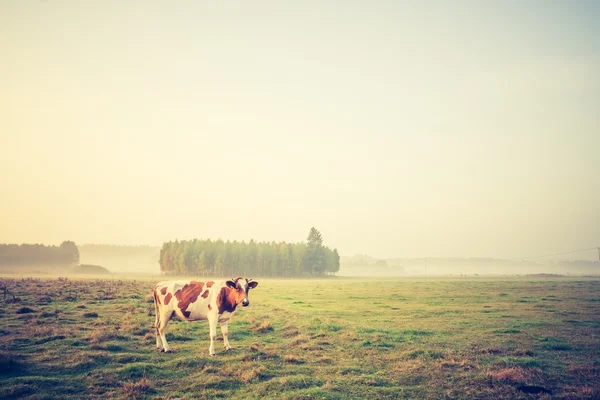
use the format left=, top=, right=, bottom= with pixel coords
left=159, top=228, right=340, bottom=277
left=0, top=241, right=80, bottom=266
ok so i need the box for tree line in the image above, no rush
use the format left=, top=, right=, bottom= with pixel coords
left=159, top=228, right=340, bottom=277
left=0, top=241, right=80, bottom=266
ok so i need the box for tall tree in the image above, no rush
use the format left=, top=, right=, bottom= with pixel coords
left=332, top=249, right=340, bottom=275
left=60, top=241, right=80, bottom=265
left=306, top=227, right=326, bottom=275
left=306, top=227, right=323, bottom=248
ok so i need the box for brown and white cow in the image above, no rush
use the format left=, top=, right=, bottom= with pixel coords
left=153, top=277, right=258, bottom=356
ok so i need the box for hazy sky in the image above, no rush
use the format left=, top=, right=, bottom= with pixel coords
left=1, top=1, right=599, bottom=260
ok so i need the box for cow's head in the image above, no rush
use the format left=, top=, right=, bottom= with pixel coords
left=226, top=277, right=259, bottom=307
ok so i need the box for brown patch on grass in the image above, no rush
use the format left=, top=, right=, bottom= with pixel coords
left=284, top=354, right=304, bottom=364
left=300, top=343, right=324, bottom=351
left=289, top=334, right=309, bottom=346
left=482, top=347, right=503, bottom=354
left=390, top=359, right=426, bottom=375
left=562, top=385, right=595, bottom=399
left=567, top=363, right=596, bottom=376
left=142, top=332, right=154, bottom=342
left=439, top=357, right=479, bottom=371
left=86, top=326, right=118, bottom=345
left=121, top=378, right=153, bottom=399
left=240, top=365, right=267, bottom=383
left=340, top=331, right=359, bottom=341
left=486, top=367, right=541, bottom=384
left=83, top=312, right=98, bottom=318
left=37, top=296, right=52, bottom=304
left=513, top=349, right=535, bottom=357
left=254, top=318, right=273, bottom=333
left=120, top=322, right=147, bottom=336
left=323, top=379, right=336, bottom=391
left=28, top=324, right=73, bottom=341
left=282, top=326, right=299, bottom=337
left=250, top=342, right=261, bottom=351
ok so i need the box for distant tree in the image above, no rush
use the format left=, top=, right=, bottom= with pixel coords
left=305, top=227, right=327, bottom=275
left=307, top=227, right=323, bottom=248
left=278, top=242, right=291, bottom=276
left=197, top=251, right=207, bottom=276
left=0, top=241, right=80, bottom=268
left=156, top=229, right=338, bottom=277
left=293, top=243, right=307, bottom=276
left=159, top=242, right=173, bottom=273
left=214, top=252, right=225, bottom=277
left=330, top=248, right=341, bottom=275
left=60, top=241, right=80, bottom=265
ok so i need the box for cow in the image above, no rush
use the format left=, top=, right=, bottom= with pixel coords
left=153, top=276, right=258, bottom=356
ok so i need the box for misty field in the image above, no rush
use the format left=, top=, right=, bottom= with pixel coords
left=0, top=277, right=598, bottom=399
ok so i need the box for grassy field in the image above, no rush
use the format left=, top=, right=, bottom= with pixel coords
left=0, top=276, right=598, bottom=399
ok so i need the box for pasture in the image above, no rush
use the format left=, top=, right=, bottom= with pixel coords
left=0, top=276, right=598, bottom=399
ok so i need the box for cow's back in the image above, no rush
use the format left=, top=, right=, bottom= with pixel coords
left=155, top=280, right=224, bottom=321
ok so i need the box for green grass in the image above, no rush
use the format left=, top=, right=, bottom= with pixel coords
left=0, top=276, right=598, bottom=399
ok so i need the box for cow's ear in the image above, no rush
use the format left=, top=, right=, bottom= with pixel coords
left=247, top=281, right=258, bottom=289
left=226, top=280, right=236, bottom=289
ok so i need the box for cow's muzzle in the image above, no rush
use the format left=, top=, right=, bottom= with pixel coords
left=242, top=299, right=249, bottom=307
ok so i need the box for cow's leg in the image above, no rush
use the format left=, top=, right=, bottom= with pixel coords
left=154, top=294, right=162, bottom=350
left=208, top=315, right=218, bottom=356
left=220, top=322, right=232, bottom=351
left=158, top=310, right=173, bottom=353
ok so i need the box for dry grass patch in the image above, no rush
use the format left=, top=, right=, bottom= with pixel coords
left=562, top=385, right=595, bottom=399
left=28, top=324, right=74, bottom=341
left=82, top=312, right=98, bottom=318
left=390, top=358, right=426, bottom=374
left=144, top=293, right=154, bottom=304
left=439, top=357, right=479, bottom=371
left=289, top=334, right=309, bottom=346
left=282, top=325, right=299, bottom=337
left=253, top=317, right=273, bottom=333
left=486, top=367, right=541, bottom=384
left=120, top=378, right=153, bottom=399
left=86, top=325, right=119, bottom=345
left=119, top=320, right=148, bottom=336
left=283, top=354, right=304, bottom=364
left=249, top=342, right=261, bottom=351
left=240, top=365, right=267, bottom=383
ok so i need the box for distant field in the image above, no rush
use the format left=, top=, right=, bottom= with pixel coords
left=0, top=276, right=598, bottom=399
